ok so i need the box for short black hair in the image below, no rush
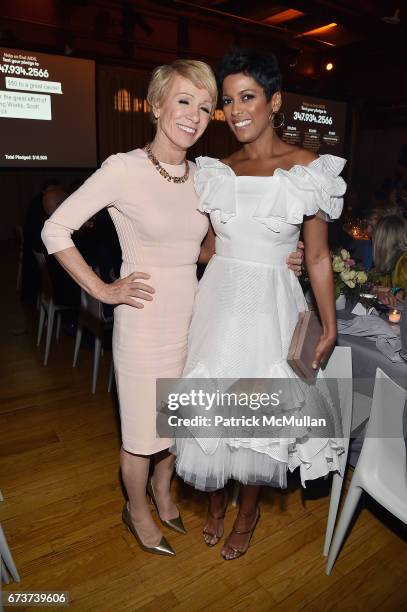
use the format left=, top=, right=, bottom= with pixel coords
left=216, top=48, right=282, bottom=101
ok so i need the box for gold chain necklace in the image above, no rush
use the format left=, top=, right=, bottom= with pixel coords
left=144, top=143, right=189, bottom=184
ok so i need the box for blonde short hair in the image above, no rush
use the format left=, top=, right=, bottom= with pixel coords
left=373, top=214, right=407, bottom=273
left=146, top=59, right=217, bottom=123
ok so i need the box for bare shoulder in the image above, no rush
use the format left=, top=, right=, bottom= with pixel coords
left=290, top=147, right=318, bottom=166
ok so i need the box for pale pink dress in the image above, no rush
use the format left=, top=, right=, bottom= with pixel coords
left=42, top=148, right=208, bottom=455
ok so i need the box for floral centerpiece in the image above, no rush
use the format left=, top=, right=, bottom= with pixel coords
left=331, top=249, right=368, bottom=299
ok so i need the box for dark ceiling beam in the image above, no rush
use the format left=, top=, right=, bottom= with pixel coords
left=169, top=0, right=328, bottom=53
left=218, top=0, right=406, bottom=58
left=211, top=0, right=406, bottom=43
left=277, top=0, right=403, bottom=36
left=206, top=0, right=271, bottom=21
left=168, top=0, right=294, bottom=38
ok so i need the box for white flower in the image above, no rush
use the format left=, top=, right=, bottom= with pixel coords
left=340, top=270, right=356, bottom=281
left=332, top=256, right=346, bottom=272
left=356, top=271, right=368, bottom=284
left=344, top=279, right=356, bottom=288
left=340, top=249, right=351, bottom=261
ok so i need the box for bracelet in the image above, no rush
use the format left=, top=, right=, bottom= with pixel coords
left=391, top=287, right=402, bottom=295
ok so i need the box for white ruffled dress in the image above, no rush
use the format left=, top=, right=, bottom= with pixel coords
left=174, top=155, right=347, bottom=491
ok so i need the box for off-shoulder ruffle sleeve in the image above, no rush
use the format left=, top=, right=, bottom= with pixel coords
left=253, top=154, right=346, bottom=232
left=194, top=156, right=236, bottom=223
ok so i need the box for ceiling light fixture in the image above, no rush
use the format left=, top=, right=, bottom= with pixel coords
left=298, top=22, right=337, bottom=37
left=263, top=9, right=305, bottom=25
left=382, top=9, right=400, bottom=24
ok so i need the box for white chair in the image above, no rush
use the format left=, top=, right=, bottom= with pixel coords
left=33, top=251, right=74, bottom=366
left=326, top=368, right=407, bottom=575
left=0, top=491, right=20, bottom=586
left=73, top=288, right=113, bottom=394
left=321, top=346, right=353, bottom=556
left=231, top=346, right=353, bottom=557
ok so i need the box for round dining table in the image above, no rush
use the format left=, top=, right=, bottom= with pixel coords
left=336, top=310, right=407, bottom=465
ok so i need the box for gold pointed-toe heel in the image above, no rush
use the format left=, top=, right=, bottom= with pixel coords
left=147, top=479, right=187, bottom=535
left=122, top=503, right=175, bottom=557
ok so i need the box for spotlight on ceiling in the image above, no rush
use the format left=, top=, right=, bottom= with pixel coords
left=325, top=61, right=334, bottom=71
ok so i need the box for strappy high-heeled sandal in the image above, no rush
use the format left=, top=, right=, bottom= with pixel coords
left=221, top=507, right=260, bottom=560
left=203, top=489, right=228, bottom=547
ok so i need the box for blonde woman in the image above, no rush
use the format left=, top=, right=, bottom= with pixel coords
left=42, top=59, right=302, bottom=557
left=373, top=214, right=407, bottom=303
left=42, top=60, right=217, bottom=556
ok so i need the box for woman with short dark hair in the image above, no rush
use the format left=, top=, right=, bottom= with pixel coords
left=174, top=48, right=347, bottom=560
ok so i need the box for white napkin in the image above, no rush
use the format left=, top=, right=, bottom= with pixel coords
left=351, top=302, right=378, bottom=316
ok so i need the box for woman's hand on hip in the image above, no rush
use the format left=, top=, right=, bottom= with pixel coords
left=100, top=272, right=155, bottom=308
left=312, top=332, right=336, bottom=370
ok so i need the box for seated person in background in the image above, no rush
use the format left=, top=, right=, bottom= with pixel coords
left=74, top=209, right=122, bottom=283
left=22, top=180, right=65, bottom=300
left=67, top=177, right=122, bottom=284
left=41, top=185, right=67, bottom=225
left=372, top=214, right=407, bottom=306
left=25, top=181, right=80, bottom=309
left=25, top=180, right=67, bottom=253
left=38, top=186, right=81, bottom=309
left=361, top=203, right=402, bottom=270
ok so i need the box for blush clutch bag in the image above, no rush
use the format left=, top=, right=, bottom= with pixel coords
left=287, top=311, right=323, bottom=379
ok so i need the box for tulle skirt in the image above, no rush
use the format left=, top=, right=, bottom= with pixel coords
left=173, top=255, right=344, bottom=491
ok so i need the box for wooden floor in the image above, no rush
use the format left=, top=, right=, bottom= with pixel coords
left=1, top=246, right=407, bottom=612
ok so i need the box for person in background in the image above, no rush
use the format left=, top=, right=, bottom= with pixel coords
left=75, top=209, right=122, bottom=284
left=360, top=203, right=401, bottom=271
left=68, top=178, right=122, bottom=284
left=22, top=180, right=65, bottom=300
left=41, top=185, right=67, bottom=224
left=373, top=214, right=407, bottom=306
left=43, top=188, right=83, bottom=309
